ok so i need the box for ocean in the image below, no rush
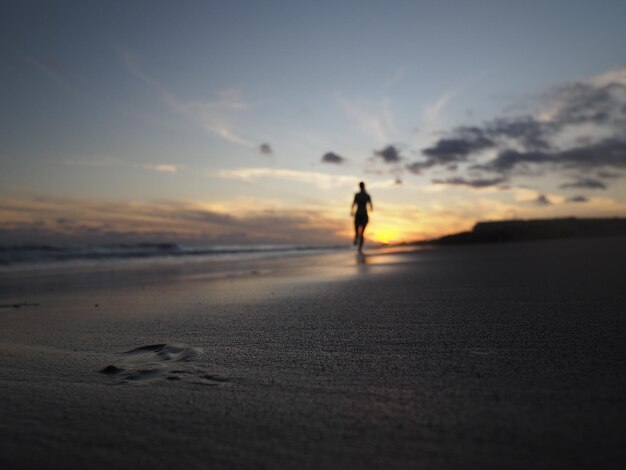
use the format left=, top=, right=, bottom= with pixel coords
left=0, top=243, right=351, bottom=270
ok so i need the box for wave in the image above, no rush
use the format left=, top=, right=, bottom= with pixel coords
left=0, top=243, right=348, bottom=267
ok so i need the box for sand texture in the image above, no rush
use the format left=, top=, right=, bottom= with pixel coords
left=1, top=238, right=625, bottom=469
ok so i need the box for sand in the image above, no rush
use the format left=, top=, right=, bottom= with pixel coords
left=0, top=238, right=625, bottom=469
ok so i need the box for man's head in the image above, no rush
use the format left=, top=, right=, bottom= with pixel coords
left=359, top=181, right=365, bottom=191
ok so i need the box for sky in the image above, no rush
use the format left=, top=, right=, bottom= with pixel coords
left=1, top=0, right=626, bottom=246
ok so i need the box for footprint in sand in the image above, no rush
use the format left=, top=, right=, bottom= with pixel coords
left=99, top=343, right=232, bottom=386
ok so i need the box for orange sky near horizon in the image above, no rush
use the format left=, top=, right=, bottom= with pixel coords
left=1, top=187, right=624, bottom=246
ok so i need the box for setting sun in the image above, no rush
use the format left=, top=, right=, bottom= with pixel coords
left=370, top=227, right=400, bottom=245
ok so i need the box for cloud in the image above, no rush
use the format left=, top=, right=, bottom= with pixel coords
left=374, top=145, right=402, bottom=163
left=321, top=152, right=346, bottom=164
left=259, top=143, right=273, bottom=155
left=64, top=159, right=181, bottom=174
left=568, top=195, right=589, bottom=203
left=217, top=167, right=356, bottom=189
left=534, top=194, right=552, bottom=206
left=408, top=67, right=626, bottom=190
left=476, top=138, right=626, bottom=174
left=597, top=170, right=623, bottom=179
left=410, top=127, right=494, bottom=174
left=432, top=176, right=507, bottom=188
left=419, top=72, right=495, bottom=135
left=559, top=178, right=607, bottom=190
left=539, top=75, right=626, bottom=128
left=424, top=134, right=494, bottom=160
left=121, top=50, right=253, bottom=147
left=0, top=197, right=348, bottom=246
left=358, top=178, right=410, bottom=190
left=337, top=95, right=398, bottom=143
left=485, top=117, right=553, bottom=151
left=421, top=91, right=456, bottom=130
left=21, top=52, right=79, bottom=94
left=147, top=164, right=179, bottom=173
left=168, top=88, right=254, bottom=147
left=383, top=67, right=407, bottom=90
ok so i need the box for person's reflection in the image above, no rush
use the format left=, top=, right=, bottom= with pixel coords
left=355, top=252, right=369, bottom=272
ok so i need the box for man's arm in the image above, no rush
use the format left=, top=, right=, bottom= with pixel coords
left=368, top=195, right=373, bottom=212
left=350, top=195, right=356, bottom=216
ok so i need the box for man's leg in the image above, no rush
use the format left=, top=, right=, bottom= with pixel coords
left=358, top=221, right=367, bottom=252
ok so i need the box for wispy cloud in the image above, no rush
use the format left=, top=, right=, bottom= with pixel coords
left=383, top=67, right=406, bottom=90
left=65, top=158, right=181, bottom=174
left=559, top=177, right=606, bottom=190
left=0, top=196, right=347, bottom=245
left=421, top=90, right=456, bottom=130
left=336, top=94, right=399, bottom=144
left=20, top=52, right=79, bottom=94
left=121, top=49, right=254, bottom=147
left=419, top=70, right=493, bottom=135
left=217, top=167, right=357, bottom=189
left=432, top=176, right=507, bottom=189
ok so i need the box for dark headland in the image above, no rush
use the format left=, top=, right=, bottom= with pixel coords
left=415, top=217, right=626, bottom=245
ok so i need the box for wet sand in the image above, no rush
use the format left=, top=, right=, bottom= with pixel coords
left=1, top=238, right=625, bottom=469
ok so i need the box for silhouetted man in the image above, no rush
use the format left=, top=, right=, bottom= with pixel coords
left=351, top=181, right=373, bottom=253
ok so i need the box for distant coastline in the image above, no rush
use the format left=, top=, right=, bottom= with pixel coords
left=413, top=217, right=626, bottom=246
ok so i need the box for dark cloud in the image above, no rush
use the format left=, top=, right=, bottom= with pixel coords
left=410, top=128, right=494, bottom=174
left=477, top=139, right=626, bottom=174
left=474, top=149, right=554, bottom=173
left=409, top=71, right=626, bottom=190
left=424, top=127, right=494, bottom=158
left=546, top=81, right=626, bottom=127
left=431, top=176, right=507, bottom=188
left=374, top=145, right=402, bottom=163
left=413, top=120, right=547, bottom=175
left=422, top=136, right=491, bottom=160
left=535, top=194, right=552, bottom=206
left=597, top=170, right=623, bottom=179
left=405, top=162, right=425, bottom=175
left=321, top=152, right=346, bottom=164
left=259, top=143, right=272, bottom=155
left=485, top=117, right=553, bottom=151
left=559, top=178, right=606, bottom=190
left=568, top=195, right=589, bottom=203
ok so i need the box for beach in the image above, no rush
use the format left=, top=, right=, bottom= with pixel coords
left=1, top=238, right=625, bottom=469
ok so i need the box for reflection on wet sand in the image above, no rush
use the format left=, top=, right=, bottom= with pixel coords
left=356, top=246, right=427, bottom=267
left=355, top=252, right=369, bottom=273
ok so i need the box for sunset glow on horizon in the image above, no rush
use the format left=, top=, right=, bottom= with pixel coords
left=2, top=1, right=626, bottom=246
